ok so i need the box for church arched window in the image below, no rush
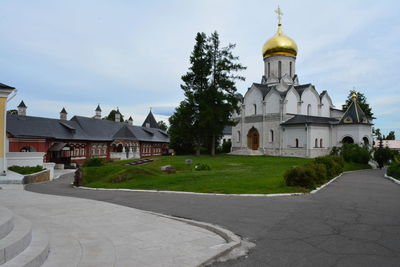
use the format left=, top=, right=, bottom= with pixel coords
left=268, top=62, right=270, bottom=77
left=307, top=104, right=312, bottom=115
left=237, top=131, right=241, bottom=143
left=253, top=104, right=257, bottom=115
left=270, top=130, right=274, bottom=142
left=278, top=61, right=282, bottom=79
left=290, top=62, right=292, bottom=77
left=320, top=139, right=323, bottom=148
left=295, top=138, right=299, bottom=148
left=315, top=138, right=318, bottom=148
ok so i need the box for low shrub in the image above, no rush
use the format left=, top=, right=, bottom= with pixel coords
left=387, top=161, right=400, bottom=179
left=284, top=163, right=327, bottom=189
left=9, top=165, right=44, bottom=175
left=83, top=157, right=105, bottom=167
left=222, top=141, right=232, bottom=153
left=194, top=163, right=211, bottom=171
left=340, top=144, right=371, bottom=164
left=314, top=155, right=344, bottom=179
left=373, top=146, right=392, bottom=169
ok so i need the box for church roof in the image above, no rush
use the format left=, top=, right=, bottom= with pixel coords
left=95, top=105, right=102, bottom=112
left=339, top=99, right=371, bottom=125
left=293, top=84, right=312, bottom=96
left=6, top=114, right=169, bottom=143
left=18, top=101, right=27, bottom=108
left=142, top=111, right=159, bottom=129
left=281, top=114, right=339, bottom=125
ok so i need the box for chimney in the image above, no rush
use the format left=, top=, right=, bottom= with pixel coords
left=17, top=101, right=27, bottom=116
left=115, top=108, right=121, bottom=122
left=128, top=116, right=133, bottom=125
left=60, top=107, right=67, bottom=120
left=95, top=104, right=102, bottom=119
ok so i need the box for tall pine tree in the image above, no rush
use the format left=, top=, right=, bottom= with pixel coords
left=169, top=31, right=245, bottom=156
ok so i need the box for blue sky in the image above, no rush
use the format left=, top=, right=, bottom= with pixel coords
left=1, top=0, right=399, bottom=135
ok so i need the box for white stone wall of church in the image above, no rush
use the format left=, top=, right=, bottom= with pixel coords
left=334, top=124, right=372, bottom=146
left=244, top=87, right=263, bottom=116
left=265, top=92, right=281, bottom=114
left=282, top=126, right=307, bottom=149
left=264, top=55, right=296, bottom=79
left=284, top=89, right=299, bottom=114
left=300, top=89, right=320, bottom=116
left=320, top=95, right=331, bottom=117
left=309, top=125, right=330, bottom=149
left=263, top=116, right=282, bottom=155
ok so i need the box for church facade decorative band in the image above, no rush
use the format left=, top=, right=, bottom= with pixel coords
left=231, top=7, right=372, bottom=158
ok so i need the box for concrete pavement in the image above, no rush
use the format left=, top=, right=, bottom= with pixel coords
left=0, top=184, right=232, bottom=267
left=26, top=168, right=400, bottom=266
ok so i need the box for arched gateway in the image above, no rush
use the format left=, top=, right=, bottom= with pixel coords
left=247, top=127, right=260, bottom=150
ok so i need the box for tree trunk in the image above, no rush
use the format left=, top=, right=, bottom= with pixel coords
left=195, top=140, right=201, bottom=156
left=211, top=133, right=216, bottom=156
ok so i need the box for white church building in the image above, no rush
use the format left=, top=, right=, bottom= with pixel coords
left=231, top=8, right=372, bottom=158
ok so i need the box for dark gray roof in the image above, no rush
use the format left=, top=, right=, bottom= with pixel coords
left=252, top=83, right=271, bottom=98
left=293, top=84, right=311, bottom=96
left=0, top=83, right=15, bottom=89
left=339, top=100, right=371, bottom=125
left=6, top=114, right=169, bottom=143
left=128, top=116, right=133, bottom=121
left=18, top=101, right=27, bottom=108
left=60, top=108, right=67, bottom=114
left=142, top=111, right=159, bottom=129
left=95, top=105, right=101, bottom=112
left=281, top=114, right=339, bottom=125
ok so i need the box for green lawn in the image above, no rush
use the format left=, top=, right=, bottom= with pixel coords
left=82, top=154, right=370, bottom=194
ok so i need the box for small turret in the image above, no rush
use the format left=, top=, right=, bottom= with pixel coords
left=115, top=108, right=121, bottom=122
left=60, top=107, right=67, bottom=120
left=17, top=101, right=27, bottom=116
left=95, top=104, right=102, bottom=119
left=128, top=116, right=133, bottom=125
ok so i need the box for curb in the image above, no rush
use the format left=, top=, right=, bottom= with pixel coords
left=384, top=174, right=400, bottom=185
left=145, top=211, right=243, bottom=266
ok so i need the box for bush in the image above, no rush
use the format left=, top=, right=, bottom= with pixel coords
left=387, top=161, right=400, bottom=179
left=83, top=157, right=105, bottom=167
left=194, top=163, right=211, bottom=171
left=222, top=141, right=232, bottom=153
left=284, top=163, right=327, bottom=189
left=340, top=144, right=371, bottom=164
left=373, top=146, right=392, bottom=169
left=314, top=155, right=344, bottom=179
left=9, top=165, right=44, bottom=175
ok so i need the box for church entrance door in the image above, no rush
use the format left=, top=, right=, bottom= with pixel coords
left=247, top=127, right=260, bottom=150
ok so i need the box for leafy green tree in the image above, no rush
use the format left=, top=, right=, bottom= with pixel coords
left=342, top=90, right=374, bottom=119
left=373, top=127, right=382, bottom=141
left=168, top=101, right=196, bottom=155
left=105, top=110, right=124, bottom=122
left=384, top=131, right=396, bottom=140
left=157, top=120, right=168, bottom=131
left=374, top=139, right=392, bottom=169
left=7, top=109, right=18, bottom=115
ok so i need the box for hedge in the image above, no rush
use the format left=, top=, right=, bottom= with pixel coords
left=387, top=161, right=400, bottom=180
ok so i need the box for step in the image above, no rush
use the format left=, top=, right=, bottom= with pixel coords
left=0, top=207, right=14, bottom=240
left=0, top=215, right=32, bottom=264
left=2, top=227, right=50, bottom=267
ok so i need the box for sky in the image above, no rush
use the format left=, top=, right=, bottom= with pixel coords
left=1, top=0, right=399, bottom=135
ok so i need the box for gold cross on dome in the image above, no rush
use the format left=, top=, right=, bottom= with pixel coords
left=275, top=6, right=283, bottom=25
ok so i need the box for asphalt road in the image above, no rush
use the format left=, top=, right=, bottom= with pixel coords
left=26, top=169, right=400, bottom=267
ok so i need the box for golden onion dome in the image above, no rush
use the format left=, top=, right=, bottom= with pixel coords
left=262, top=24, right=298, bottom=58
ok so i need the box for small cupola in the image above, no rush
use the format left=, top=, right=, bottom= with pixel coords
left=115, top=108, right=121, bottom=122
left=17, top=101, right=27, bottom=116
left=60, top=107, right=68, bottom=120
left=95, top=104, right=102, bottom=119
left=128, top=116, right=133, bottom=125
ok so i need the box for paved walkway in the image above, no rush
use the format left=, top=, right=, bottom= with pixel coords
left=26, top=169, right=400, bottom=266
left=0, top=184, right=228, bottom=267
